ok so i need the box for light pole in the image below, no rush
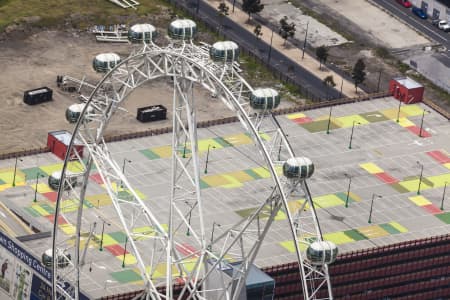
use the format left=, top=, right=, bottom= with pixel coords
left=182, top=135, right=187, bottom=158
left=418, top=109, right=430, bottom=138
left=326, top=106, right=333, bottom=134
left=268, top=29, right=274, bottom=63
left=302, top=21, right=309, bottom=60
left=209, top=222, right=221, bottom=251
left=122, top=236, right=128, bottom=268
left=396, top=99, right=402, bottom=123
left=440, top=182, right=447, bottom=211
left=120, top=158, right=132, bottom=188
left=376, top=70, right=382, bottom=93
left=416, top=161, right=424, bottom=195
left=348, top=121, right=361, bottom=149
left=232, top=0, right=236, bottom=12
left=99, top=217, right=111, bottom=252
left=12, top=157, right=23, bottom=187
left=33, top=173, right=44, bottom=203
left=204, top=144, right=216, bottom=174
left=368, top=193, right=382, bottom=223
left=344, top=173, right=352, bottom=208
left=185, top=201, right=193, bottom=236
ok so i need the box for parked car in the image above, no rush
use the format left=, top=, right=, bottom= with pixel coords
left=431, top=19, right=450, bottom=32
left=396, top=0, right=412, bottom=8
left=412, top=7, right=428, bottom=19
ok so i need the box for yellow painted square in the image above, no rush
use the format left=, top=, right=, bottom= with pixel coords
left=426, top=174, right=450, bottom=187
left=61, top=200, right=79, bottom=213
left=274, top=210, right=287, bottom=221
left=399, top=179, right=431, bottom=192
left=313, top=194, right=344, bottom=208
left=67, top=161, right=85, bottom=173
left=180, top=258, right=198, bottom=272
left=401, top=104, right=425, bottom=117
left=444, top=163, right=450, bottom=170
left=151, top=145, right=173, bottom=158
left=201, top=175, right=232, bottom=187
left=358, top=226, right=389, bottom=239
left=94, top=234, right=117, bottom=247
left=409, top=195, right=431, bottom=206
left=323, top=232, right=354, bottom=245
left=226, top=171, right=253, bottom=183
left=224, top=133, right=253, bottom=146
left=153, top=263, right=182, bottom=278
left=252, top=167, right=271, bottom=178
left=0, top=171, right=26, bottom=184
left=389, top=221, right=408, bottom=233
left=31, top=205, right=50, bottom=216
left=287, top=200, right=306, bottom=213
left=197, top=139, right=223, bottom=153
left=60, top=224, right=76, bottom=235
left=117, top=253, right=137, bottom=265
left=334, top=115, right=370, bottom=128
left=348, top=192, right=361, bottom=202
left=360, top=162, right=384, bottom=174
left=32, top=183, right=54, bottom=193
left=0, top=184, right=11, bottom=192
left=85, top=194, right=112, bottom=207
left=397, top=118, right=415, bottom=127
left=381, top=108, right=407, bottom=120
left=258, top=132, right=271, bottom=141
left=39, top=163, right=63, bottom=175
left=286, top=113, right=306, bottom=120
left=221, top=175, right=244, bottom=188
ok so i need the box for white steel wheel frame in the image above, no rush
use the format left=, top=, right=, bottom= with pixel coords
left=51, top=47, right=333, bottom=300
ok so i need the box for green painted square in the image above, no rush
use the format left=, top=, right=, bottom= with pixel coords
left=379, top=223, right=401, bottom=234
left=82, top=159, right=97, bottom=171
left=199, top=179, right=210, bottom=189
left=40, top=203, right=55, bottom=214
left=244, top=169, right=262, bottom=180
left=24, top=207, right=41, bottom=217
left=21, top=167, right=44, bottom=181
left=335, top=192, right=355, bottom=204
left=118, top=190, right=133, bottom=201
left=110, top=269, right=142, bottom=283
left=139, top=149, right=160, bottom=160
left=435, top=212, right=450, bottom=224
left=359, top=111, right=389, bottom=123
left=389, top=183, right=410, bottom=193
left=109, top=231, right=128, bottom=244
left=83, top=199, right=94, bottom=208
left=213, top=137, right=233, bottom=148
left=235, top=207, right=257, bottom=219
left=0, top=179, right=5, bottom=185
left=422, top=178, right=434, bottom=188
left=300, top=120, right=340, bottom=133
left=344, top=229, right=367, bottom=241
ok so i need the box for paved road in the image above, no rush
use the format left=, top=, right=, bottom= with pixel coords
left=372, top=0, right=450, bottom=59
left=175, top=0, right=342, bottom=100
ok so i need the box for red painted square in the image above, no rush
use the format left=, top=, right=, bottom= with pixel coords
left=374, top=172, right=399, bottom=184
left=406, top=126, right=431, bottom=138
left=422, top=204, right=442, bottom=215
left=292, top=117, right=313, bottom=124
left=90, top=173, right=104, bottom=185
left=43, top=192, right=58, bottom=203
left=176, top=244, right=198, bottom=257
left=45, top=214, right=68, bottom=225
left=105, top=244, right=129, bottom=257
left=426, top=150, right=450, bottom=164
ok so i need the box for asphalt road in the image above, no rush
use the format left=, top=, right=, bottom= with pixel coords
left=372, top=0, right=450, bottom=59
left=174, top=0, right=342, bottom=100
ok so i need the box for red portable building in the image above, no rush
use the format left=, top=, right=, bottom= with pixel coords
left=389, top=76, right=424, bottom=104
left=47, top=130, right=84, bottom=160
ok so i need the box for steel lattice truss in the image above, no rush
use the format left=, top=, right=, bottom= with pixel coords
left=51, top=40, right=333, bottom=300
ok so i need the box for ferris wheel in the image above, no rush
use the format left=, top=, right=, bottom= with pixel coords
left=50, top=19, right=337, bottom=300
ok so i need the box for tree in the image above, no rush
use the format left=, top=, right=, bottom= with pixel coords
left=254, top=24, right=263, bottom=40
left=217, top=1, right=229, bottom=34
left=316, top=46, right=328, bottom=70
left=242, top=0, right=264, bottom=20
left=352, top=58, right=366, bottom=93
left=279, top=16, right=296, bottom=46
left=323, top=75, right=336, bottom=100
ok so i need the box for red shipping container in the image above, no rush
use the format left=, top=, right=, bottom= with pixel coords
left=47, top=130, right=84, bottom=160
left=389, top=76, right=424, bottom=104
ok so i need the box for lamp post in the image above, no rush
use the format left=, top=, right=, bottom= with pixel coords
left=441, top=182, right=447, bottom=211
left=417, top=161, right=424, bottom=195
left=418, top=109, right=430, bottom=138
left=396, top=99, right=402, bottom=123
left=120, top=158, right=132, bottom=188
left=12, top=157, right=23, bottom=187
left=376, top=70, right=382, bottom=93
left=122, top=236, right=128, bottom=268
left=204, top=144, right=216, bottom=174
left=182, top=135, right=187, bottom=158
left=344, top=173, right=352, bottom=208
left=33, top=173, right=44, bottom=203
left=232, top=0, right=236, bottom=12
left=268, top=29, right=274, bottom=63
left=348, top=121, right=361, bottom=149
left=326, top=106, right=333, bottom=134
left=368, top=193, right=382, bottom=223
left=209, top=222, right=221, bottom=251
left=185, top=201, right=193, bottom=236
left=302, top=21, right=309, bottom=60
left=99, top=217, right=111, bottom=252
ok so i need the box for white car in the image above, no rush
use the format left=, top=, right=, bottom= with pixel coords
left=432, top=19, right=450, bottom=32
